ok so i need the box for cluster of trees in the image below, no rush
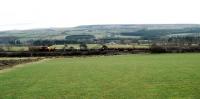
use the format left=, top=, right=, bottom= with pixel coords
left=121, top=28, right=200, bottom=40
left=26, top=38, right=138, bottom=46
left=167, top=36, right=200, bottom=45
left=27, top=39, right=97, bottom=46
left=149, top=36, right=200, bottom=53
left=8, top=40, right=21, bottom=45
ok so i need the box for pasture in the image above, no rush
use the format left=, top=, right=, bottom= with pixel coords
left=0, top=54, right=200, bottom=98
left=0, top=44, right=149, bottom=51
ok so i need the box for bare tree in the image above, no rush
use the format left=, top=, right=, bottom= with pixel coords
left=63, top=43, right=68, bottom=51
left=80, top=43, right=87, bottom=50
left=6, top=45, right=12, bottom=51
left=101, top=44, right=108, bottom=49
left=0, top=45, right=4, bottom=51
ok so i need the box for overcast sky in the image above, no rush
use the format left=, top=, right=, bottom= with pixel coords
left=0, top=0, right=200, bottom=30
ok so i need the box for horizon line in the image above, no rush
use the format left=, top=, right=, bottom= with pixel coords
left=1, top=23, right=200, bottom=32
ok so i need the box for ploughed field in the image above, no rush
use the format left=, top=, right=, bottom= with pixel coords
left=0, top=54, right=200, bottom=98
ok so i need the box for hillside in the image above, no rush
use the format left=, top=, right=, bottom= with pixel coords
left=1, top=24, right=200, bottom=41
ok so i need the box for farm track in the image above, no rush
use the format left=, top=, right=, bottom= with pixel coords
left=0, top=58, right=43, bottom=71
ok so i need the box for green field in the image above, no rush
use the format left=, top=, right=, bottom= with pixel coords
left=1, top=54, right=200, bottom=98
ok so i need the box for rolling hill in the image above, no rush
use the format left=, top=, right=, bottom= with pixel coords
left=1, top=24, right=200, bottom=41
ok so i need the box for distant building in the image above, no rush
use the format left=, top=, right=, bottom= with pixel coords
left=138, top=40, right=152, bottom=44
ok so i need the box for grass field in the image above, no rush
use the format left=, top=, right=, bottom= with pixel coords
left=1, top=54, right=200, bottom=98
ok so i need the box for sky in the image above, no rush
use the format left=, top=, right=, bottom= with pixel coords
left=0, top=0, right=200, bottom=30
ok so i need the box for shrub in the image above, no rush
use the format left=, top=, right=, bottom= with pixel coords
left=150, top=44, right=166, bottom=53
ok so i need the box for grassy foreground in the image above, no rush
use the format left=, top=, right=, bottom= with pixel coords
left=1, top=54, right=200, bottom=99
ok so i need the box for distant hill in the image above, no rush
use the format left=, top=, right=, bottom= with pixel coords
left=1, top=24, right=200, bottom=41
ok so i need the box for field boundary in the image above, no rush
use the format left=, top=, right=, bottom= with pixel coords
left=0, top=58, right=48, bottom=74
